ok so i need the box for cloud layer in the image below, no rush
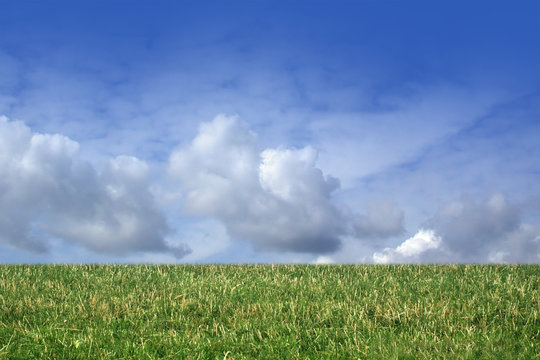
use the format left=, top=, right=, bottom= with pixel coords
left=0, top=116, right=188, bottom=258
left=2, top=114, right=538, bottom=263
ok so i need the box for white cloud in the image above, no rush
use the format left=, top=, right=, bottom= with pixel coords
left=259, top=146, right=340, bottom=202
left=373, top=194, right=540, bottom=264
left=373, top=229, right=442, bottom=264
left=169, top=114, right=352, bottom=254
left=313, top=255, right=335, bottom=264
left=0, top=116, right=189, bottom=258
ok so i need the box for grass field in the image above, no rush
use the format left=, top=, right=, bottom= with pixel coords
left=0, top=265, right=538, bottom=359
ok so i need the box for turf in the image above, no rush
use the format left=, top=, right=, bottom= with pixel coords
left=0, top=265, right=538, bottom=359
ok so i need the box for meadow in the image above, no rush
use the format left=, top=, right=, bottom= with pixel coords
left=0, top=264, right=538, bottom=359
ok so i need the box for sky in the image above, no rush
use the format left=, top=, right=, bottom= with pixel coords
left=1, top=1, right=539, bottom=264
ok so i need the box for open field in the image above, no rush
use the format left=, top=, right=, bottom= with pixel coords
left=0, top=265, right=538, bottom=359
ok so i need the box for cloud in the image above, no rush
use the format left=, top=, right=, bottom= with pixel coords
left=313, top=255, right=335, bottom=264
left=351, top=200, right=404, bottom=239
left=373, top=194, right=540, bottom=263
left=0, top=116, right=189, bottom=258
left=487, top=224, right=540, bottom=263
left=169, top=114, right=354, bottom=254
left=373, top=229, right=442, bottom=264
left=427, top=193, right=521, bottom=260
left=313, top=85, right=504, bottom=188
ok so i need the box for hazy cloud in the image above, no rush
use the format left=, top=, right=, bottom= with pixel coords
left=0, top=116, right=189, bottom=258
left=428, top=193, right=521, bottom=261
left=373, top=194, right=540, bottom=263
left=352, top=200, right=404, bottom=239
left=487, top=224, right=540, bottom=263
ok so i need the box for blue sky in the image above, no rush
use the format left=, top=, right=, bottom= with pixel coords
left=1, top=1, right=539, bottom=263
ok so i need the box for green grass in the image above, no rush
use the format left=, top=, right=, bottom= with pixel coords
left=0, top=265, right=538, bottom=359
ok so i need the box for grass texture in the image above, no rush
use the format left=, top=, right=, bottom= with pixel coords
left=0, top=265, right=538, bottom=359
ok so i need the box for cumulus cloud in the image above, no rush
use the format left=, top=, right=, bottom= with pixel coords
left=0, top=116, right=189, bottom=258
left=169, top=114, right=360, bottom=254
left=373, top=194, right=540, bottom=263
left=373, top=229, right=442, bottom=264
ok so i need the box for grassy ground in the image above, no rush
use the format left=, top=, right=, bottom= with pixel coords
left=0, top=265, right=538, bottom=359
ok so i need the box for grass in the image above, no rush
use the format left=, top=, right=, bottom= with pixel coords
left=0, top=265, right=538, bottom=359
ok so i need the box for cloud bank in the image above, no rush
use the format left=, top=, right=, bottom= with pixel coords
left=4, top=114, right=537, bottom=263
left=373, top=194, right=540, bottom=263
left=0, top=116, right=189, bottom=258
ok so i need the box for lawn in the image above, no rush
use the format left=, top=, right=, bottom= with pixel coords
left=0, top=265, right=538, bottom=359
